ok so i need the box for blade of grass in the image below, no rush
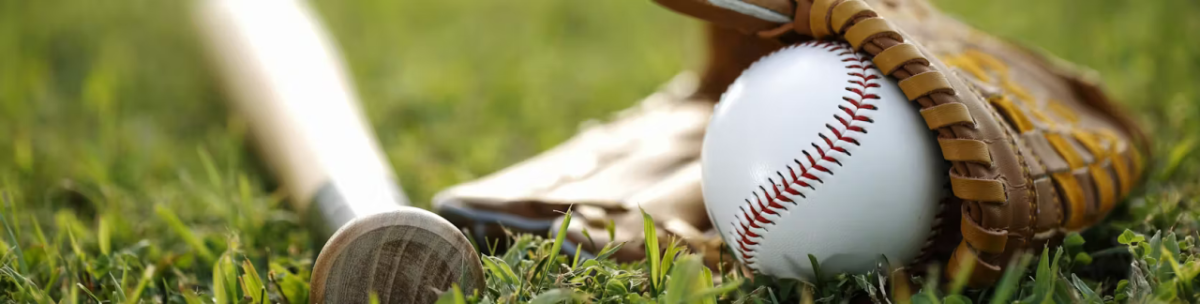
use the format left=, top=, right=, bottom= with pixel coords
left=433, top=284, right=466, bottom=304
left=663, top=255, right=702, bottom=303
left=594, top=242, right=626, bottom=261
left=452, top=284, right=466, bottom=304
left=222, top=254, right=239, bottom=303
left=581, top=227, right=595, bottom=250
left=197, top=147, right=225, bottom=193
left=0, top=267, right=33, bottom=300
left=0, top=194, right=25, bottom=273
left=606, top=219, right=616, bottom=242
left=269, top=262, right=309, bottom=304
left=155, top=204, right=215, bottom=263
left=123, top=265, right=155, bottom=304
left=1068, top=274, right=1102, bottom=303
left=98, top=214, right=111, bottom=255
left=487, top=237, right=499, bottom=256
left=641, top=207, right=661, bottom=294
left=212, top=252, right=239, bottom=304
left=1157, top=136, right=1195, bottom=181
left=67, top=281, right=79, bottom=304
left=213, top=256, right=230, bottom=304
left=1031, top=247, right=1062, bottom=304
left=42, top=267, right=60, bottom=295
left=482, top=255, right=520, bottom=288
left=112, top=271, right=128, bottom=303
left=528, top=288, right=584, bottom=304
left=659, top=238, right=682, bottom=285
left=181, top=288, right=205, bottom=304
left=695, top=262, right=718, bottom=304
left=801, top=284, right=814, bottom=304
left=30, top=217, right=56, bottom=272
left=918, top=264, right=940, bottom=303
left=64, top=227, right=87, bottom=274
left=78, top=283, right=102, bottom=303
left=891, top=268, right=912, bottom=304
left=571, top=242, right=582, bottom=269
left=529, top=253, right=552, bottom=296
left=808, top=254, right=824, bottom=291
left=240, top=259, right=266, bottom=304
left=545, top=210, right=571, bottom=274
left=948, top=253, right=974, bottom=295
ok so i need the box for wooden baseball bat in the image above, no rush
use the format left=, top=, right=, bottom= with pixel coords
left=191, top=0, right=483, bottom=302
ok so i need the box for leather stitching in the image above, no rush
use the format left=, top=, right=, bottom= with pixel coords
left=948, top=53, right=1061, bottom=241
left=1013, top=124, right=1061, bottom=238
left=984, top=92, right=1035, bottom=253
left=731, top=41, right=879, bottom=268
left=1020, top=133, right=1061, bottom=238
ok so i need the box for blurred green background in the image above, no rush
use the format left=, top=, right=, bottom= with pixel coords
left=0, top=0, right=1196, bottom=301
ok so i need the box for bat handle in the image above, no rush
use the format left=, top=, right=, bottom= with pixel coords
left=306, top=178, right=408, bottom=242
left=192, top=0, right=408, bottom=241
left=194, top=2, right=487, bottom=302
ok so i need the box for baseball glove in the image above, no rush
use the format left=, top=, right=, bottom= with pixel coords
left=433, top=72, right=722, bottom=264
left=656, top=0, right=1149, bottom=287
left=434, top=0, right=1149, bottom=288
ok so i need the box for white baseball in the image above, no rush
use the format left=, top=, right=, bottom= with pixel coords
left=701, top=41, right=947, bottom=280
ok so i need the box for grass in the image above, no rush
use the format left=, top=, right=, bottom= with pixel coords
left=0, top=0, right=1197, bottom=302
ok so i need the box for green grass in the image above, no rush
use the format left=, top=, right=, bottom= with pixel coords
left=0, top=0, right=1197, bottom=302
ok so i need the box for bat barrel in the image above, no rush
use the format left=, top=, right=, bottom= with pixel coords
left=310, top=208, right=485, bottom=303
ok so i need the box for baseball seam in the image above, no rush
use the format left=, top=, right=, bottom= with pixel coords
left=731, top=41, right=880, bottom=268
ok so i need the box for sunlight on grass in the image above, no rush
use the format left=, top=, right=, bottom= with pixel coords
left=0, top=0, right=1197, bottom=302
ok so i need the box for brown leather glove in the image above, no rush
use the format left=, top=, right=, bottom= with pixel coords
left=656, top=0, right=1149, bottom=287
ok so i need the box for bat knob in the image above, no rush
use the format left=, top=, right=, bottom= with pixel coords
left=309, top=207, right=485, bottom=303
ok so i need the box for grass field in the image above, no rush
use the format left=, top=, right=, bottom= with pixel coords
left=0, top=0, right=1197, bottom=302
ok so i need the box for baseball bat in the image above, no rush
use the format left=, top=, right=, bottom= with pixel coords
left=191, top=0, right=484, bottom=302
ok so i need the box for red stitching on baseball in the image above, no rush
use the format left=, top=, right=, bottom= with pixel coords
left=732, top=41, right=880, bottom=267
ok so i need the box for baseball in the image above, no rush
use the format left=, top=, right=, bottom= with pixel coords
left=701, top=41, right=947, bottom=280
